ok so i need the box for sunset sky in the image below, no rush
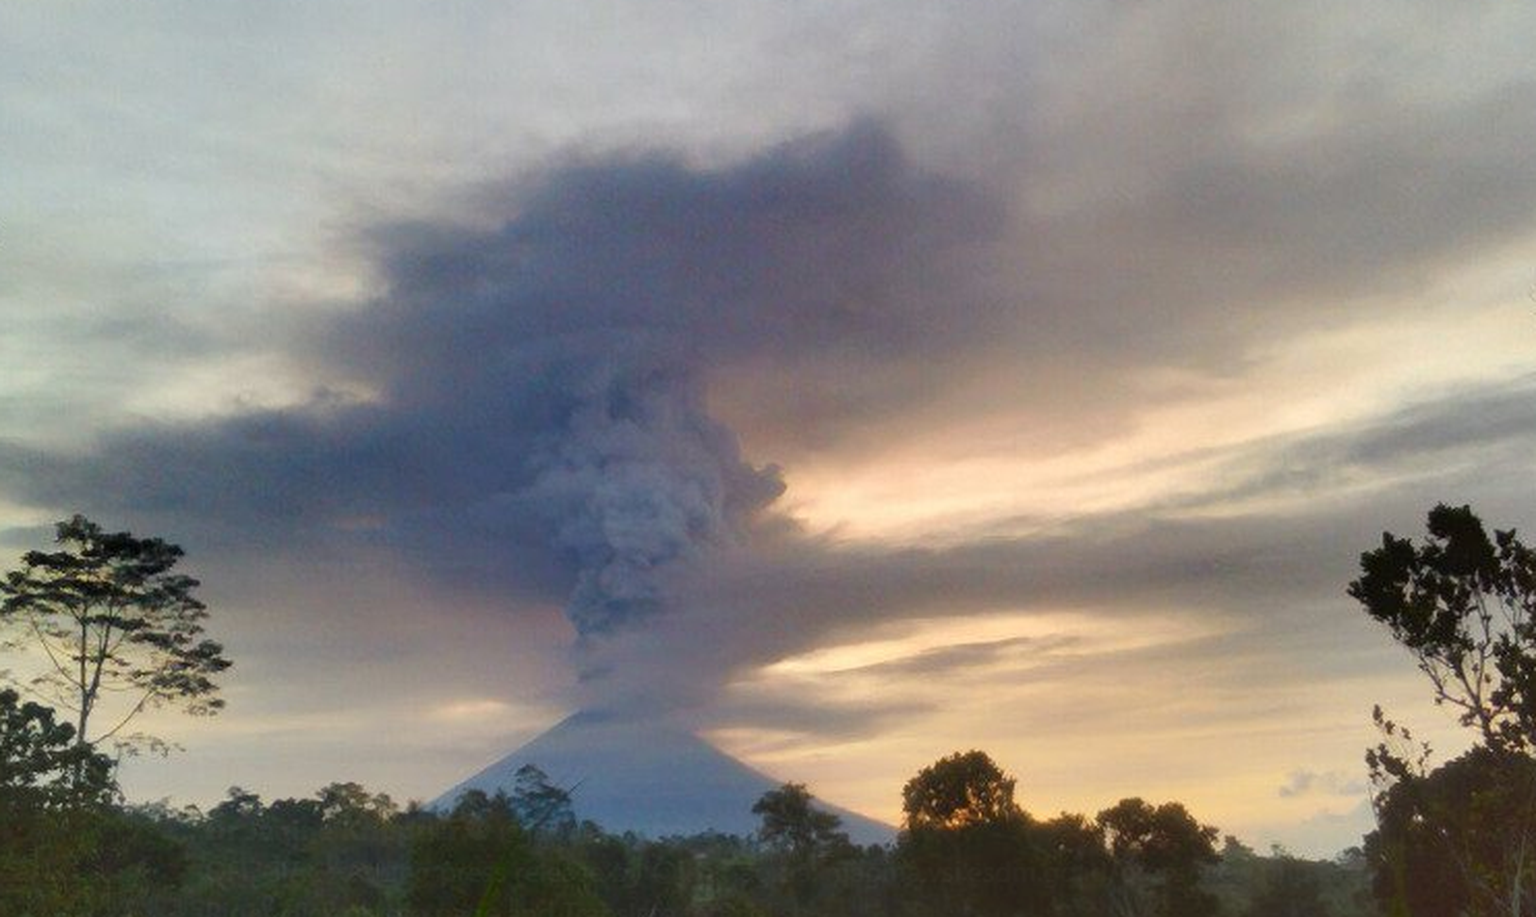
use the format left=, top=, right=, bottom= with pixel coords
left=3, top=1, right=1535, bottom=857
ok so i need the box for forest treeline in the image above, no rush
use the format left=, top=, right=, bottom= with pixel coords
left=0, top=753, right=1371, bottom=917
left=2, top=504, right=1533, bottom=917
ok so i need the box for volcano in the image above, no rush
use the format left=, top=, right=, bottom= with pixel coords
left=433, top=710, right=895, bottom=845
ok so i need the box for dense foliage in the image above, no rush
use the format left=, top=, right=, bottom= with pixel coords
left=0, top=756, right=1374, bottom=917
left=1350, top=505, right=1536, bottom=917
left=0, top=689, right=185, bottom=916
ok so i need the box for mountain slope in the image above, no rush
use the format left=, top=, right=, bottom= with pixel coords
left=433, top=710, right=894, bottom=845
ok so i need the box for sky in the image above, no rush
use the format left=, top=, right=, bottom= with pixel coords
left=2, top=0, right=1535, bottom=857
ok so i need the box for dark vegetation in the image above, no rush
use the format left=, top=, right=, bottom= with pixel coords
left=0, top=505, right=1529, bottom=916
left=1348, top=505, right=1536, bottom=917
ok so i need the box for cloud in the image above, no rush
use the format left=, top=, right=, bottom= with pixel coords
left=1243, top=797, right=1376, bottom=859
left=0, top=122, right=1008, bottom=689
left=1278, top=769, right=1367, bottom=799
left=1123, top=373, right=1536, bottom=516
left=577, top=371, right=1536, bottom=717
left=711, top=692, right=933, bottom=742
left=842, top=634, right=1084, bottom=679
left=6, top=311, right=1532, bottom=722
left=4, top=17, right=1536, bottom=721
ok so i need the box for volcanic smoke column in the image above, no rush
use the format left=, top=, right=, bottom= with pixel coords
left=522, top=340, right=784, bottom=641
left=0, top=124, right=997, bottom=714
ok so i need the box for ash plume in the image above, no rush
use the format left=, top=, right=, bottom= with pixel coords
left=0, top=122, right=1001, bottom=700
left=519, top=342, right=782, bottom=637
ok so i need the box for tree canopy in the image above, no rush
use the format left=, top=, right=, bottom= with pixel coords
left=897, top=751, right=1048, bottom=917
left=0, top=686, right=115, bottom=809
left=1349, top=502, right=1536, bottom=755
left=753, top=782, right=850, bottom=858
left=901, top=749, right=1023, bottom=830
left=1096, top=798, right=1221, bottom=917
left=508, top=764, right=576, bottom=836
left=752, top=783, right=856, bottom=914
left=0, top=514, right=230, bottom=750
left=1350, top=504, right=1536, bottom=917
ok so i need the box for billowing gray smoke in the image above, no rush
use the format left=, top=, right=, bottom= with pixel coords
left=521, top=343, right=782, bottom=636
left=290, top=119, right=998, bottom=648
left=0, top=122, right=1001, bottom=700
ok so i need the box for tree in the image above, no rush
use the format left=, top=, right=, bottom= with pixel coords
left=1095, top=798, right=1220, bottom=917
left=0, top=514, right=230, bottom=751
left=317, top=780, right=399, bottom=827
left=897, top=750, right=1048, bottom=917
left=1350, top=504, right=1536, bottom=917
left=1364, top=747, right=1536, bottom=917
left=407, top=791, right=522, bottom=916
left=509, top=763, right=576, bottom=836
left=902, top=749, right=1022, bottom=830
left=1035, top=812, right=1115, bottom=915
left=1, top=689, right=183, bottom=916
left=1242, top=859, right=1330, bottom=917
left=0, top=799, right=187, bottom=917
left=752, top=782, right=855, bottom=914
left=753, top=782, right=851, bottom=860
left=1349, top=503, right=1536, bottom=755
left=409, top=790, right=608, bottom=917
left=0, top=687, right=115, bottom=808
left=313, top=780, right=403, bottom=887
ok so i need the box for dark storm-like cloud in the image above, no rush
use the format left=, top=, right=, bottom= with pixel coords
left=1321, top=376, right=1536, bottom=468
left=331, top=121, right=1000, bottom=381
left=727, top=36, right=1536, bottom=457
left=3, top=84, right=1535, bottom=718
left=0, top=122, right=1004, bottom=644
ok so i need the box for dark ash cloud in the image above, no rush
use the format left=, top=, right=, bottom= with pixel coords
left=0, top=122, right=1004, bottom=657
left=3, top=99, right=1534, bottom=723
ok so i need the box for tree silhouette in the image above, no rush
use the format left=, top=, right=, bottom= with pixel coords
left=753, top=782, right=850, bottom=859
left=898, top=750, right=1046, bottom=917
left=509, top=764, right=575, bottom=835
left=1350, top=504, right=1536, bottom=917
left=902, top=749, right=1021, bottom=830
left=1349, top=503, right=1536, bottom=755
left=0, top=514, right=230, bottom=751
left=0, top=687, right=114, bottom=808
left=753, top=782, right=855, bottom=913
left=1364, top=746, right=1536, bottom=917
left=1096, top=798, right=1220, bottom=917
